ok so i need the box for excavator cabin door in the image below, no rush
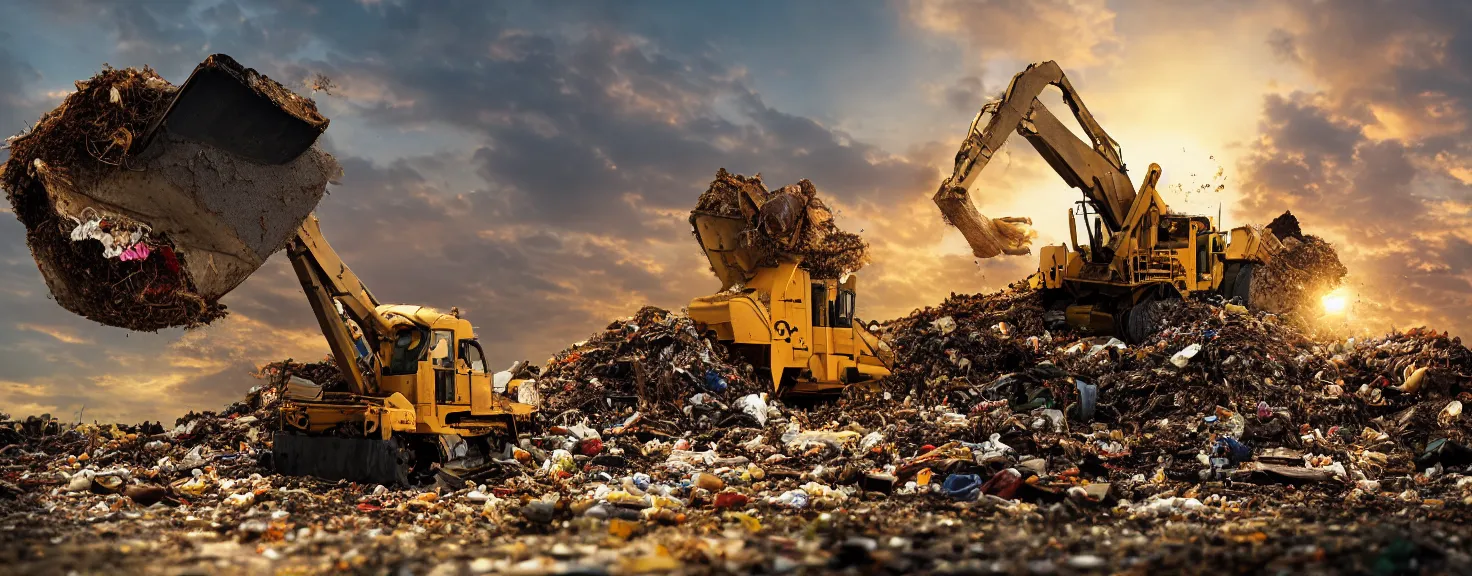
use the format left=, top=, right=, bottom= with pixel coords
left=428, top=330, right=457, bottom=404
left=460, top=339, right=495, bottom=413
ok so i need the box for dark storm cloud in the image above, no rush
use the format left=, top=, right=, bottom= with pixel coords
left=1266, top=29, right=1299, bottom=63
left=273, top=13, right=934, bottom=233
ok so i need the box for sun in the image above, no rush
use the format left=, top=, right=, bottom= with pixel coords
left=1321, top=288, right=1350, bottom=315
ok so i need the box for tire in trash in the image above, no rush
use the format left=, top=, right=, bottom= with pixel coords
left=1123, top=299, right=1158, bottom=344
left=1232, top=263, right=1257, bottom=308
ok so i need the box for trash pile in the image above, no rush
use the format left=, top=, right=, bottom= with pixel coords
left=1251, top=212, right=1349, bottom=315
left=1, top=57, right=338, bottom=331
left=692, top=168, right=869, bottom=281
left=4, top=285, right=1472, bottom=572
left=534, top=306, right=768, bottom=429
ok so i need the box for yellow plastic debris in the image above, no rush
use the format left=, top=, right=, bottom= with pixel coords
left=622, top=554, right=681, bottom=574
left=650, top=496, right=684, bottom=510
left=607, top=491, right=646, bottom=506
left=725, top=512, right=762, bottom=533
left=178, top=478, right=209, bottom=496
left=608, top=518, right=638, bottom=539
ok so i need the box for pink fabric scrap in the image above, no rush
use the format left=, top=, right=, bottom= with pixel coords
left=118, top=242, right=152, bottom=262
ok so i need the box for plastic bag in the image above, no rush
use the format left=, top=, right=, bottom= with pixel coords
left=736, top=394, right=769, bottom=426
left=941, top=474, right=983, bottom=501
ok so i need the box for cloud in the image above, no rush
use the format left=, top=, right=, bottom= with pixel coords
left=1236, top=0, right=1472, bottom=337
left=0, top=43, right=40, bottom=139
left=905, top=0, right=1121, bottom=67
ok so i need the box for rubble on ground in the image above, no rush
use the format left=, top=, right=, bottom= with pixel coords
left=4, top=284, right=1471, bottom=573
left=1, top=58, right=336, bottom=331
left=1240, top=212, right=1349, bottom=316
left=533, top=305, right=767, bottom=428
left=693, top=168, right=869, bottom=281
left=1252, top=234, right=1349, bottom=315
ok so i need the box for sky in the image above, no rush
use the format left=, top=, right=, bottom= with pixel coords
left=1, top=0, right=1469, bottom=423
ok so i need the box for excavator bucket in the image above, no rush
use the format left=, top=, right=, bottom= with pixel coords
left=1, top=54, right=338, bottom=331
left=138, top=54, right=329, bottom=165
left=691, top=211, right=764, bottom=290
left=271, top=432, right=412, bottom=486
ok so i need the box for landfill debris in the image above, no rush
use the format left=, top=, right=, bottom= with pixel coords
left=692, top=168, right=869, bottom=281
left=1, top=57, right=337, bottom=331
left=533, top=305, right=764, bottom=423
left=1249, top=228, right=1349, bottom=315
left=3, top=285, right=1472, bottom=573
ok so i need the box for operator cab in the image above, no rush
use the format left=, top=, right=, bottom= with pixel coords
left=809, top=279, right=858, bottom=330
left=1154, top=215, right=1216, bottom=287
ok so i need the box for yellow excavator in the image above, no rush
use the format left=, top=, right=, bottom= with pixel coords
left=934, top=61, right=1281, bottom=342
left=272, top=215, right=537, bottom=485
left=686, top=211, right=894, bottom=395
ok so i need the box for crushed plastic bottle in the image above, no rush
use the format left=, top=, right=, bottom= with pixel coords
left=1214, top=437, right=1252, bottom=465
left=1075, top=379, right=1098, bottom=421
left=702, top=368, right=728, bottom=393
left=775, top=490, right=810, bottom=509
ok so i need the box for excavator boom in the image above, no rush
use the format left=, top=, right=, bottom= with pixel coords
left=287, top=215, right=400, bottom=395
left=935, top=61, right=1137, bottom=258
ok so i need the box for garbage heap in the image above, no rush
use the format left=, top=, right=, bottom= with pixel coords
left=1251, top=211, right=1349, bottom=315
left=1, top=58, right=337, bottom=331
left=693, top=168, right=869, bottom=280
left=879, top=281, right=1472, bottom=488
left=4, top=292, right=1472, bottom=572
left=534, top=306, right=767, bottom=428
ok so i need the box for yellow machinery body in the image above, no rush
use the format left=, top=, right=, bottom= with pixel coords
left=272, top=215, right=538, bottom=484
left=1033, top=164, right=1282, bottom=337
left=279, top=303, right=537, bottom=441
left=935, top=60, right=1284, bottom=341
left=687, top=213, right=893, bottom=394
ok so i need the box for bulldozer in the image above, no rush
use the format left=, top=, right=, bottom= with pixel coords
left=5, top=55, right=535, bottom=486
left=934, top=61, right=1282, bottom=342
left=687, top=210, right=894, bottom=395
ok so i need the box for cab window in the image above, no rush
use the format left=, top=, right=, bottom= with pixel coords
left=428, top=330, right=454, bottom=370
left=460, top=340, right=487, bottom=373
left=835, top=290, right=856, bottom=328
left=385, top=327, right=428, bottom=375
left=811, top=283, right=828, bottom=327
left=1157, top=217, right=1191, bottom=248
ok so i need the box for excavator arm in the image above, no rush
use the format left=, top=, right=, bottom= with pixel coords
left=287, top=214, right=401, bottom=395
left=935, top=61, right=1138, bottom=257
